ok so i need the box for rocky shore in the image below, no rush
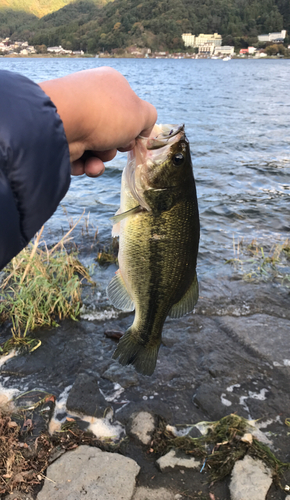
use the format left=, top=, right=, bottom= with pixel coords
left=1, top=276, right=290, bottom=500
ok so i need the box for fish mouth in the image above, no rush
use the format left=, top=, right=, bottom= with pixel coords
left=140, top=124, right=185, bottom=151
left=125, top=124, right=185, bottom=211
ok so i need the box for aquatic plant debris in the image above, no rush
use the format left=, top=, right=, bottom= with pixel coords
left=151, top=414, right=290, bottom=486
left=226, top=237, right=290, bottom=286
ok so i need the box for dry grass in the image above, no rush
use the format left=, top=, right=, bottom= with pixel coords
left=0, top=402, right=124, bottom=496
left=0, top=217, right=94, bottom=354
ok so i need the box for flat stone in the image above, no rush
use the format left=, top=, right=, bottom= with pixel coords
left=66, top=373, right=107, bottom=417
left=37, top=445, right=140, bottom=500
left=157, top=449, right=200, bottom=471
left=230, top=455, right=272, bottom=500
left=133, top=486, right=176, bottom=500
left=218, top=314, right=290, bottom=368
left=130, top=411, right=155, bottom=445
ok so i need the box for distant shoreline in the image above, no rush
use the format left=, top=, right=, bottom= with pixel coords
left=0, top=53, right=289, bottom=60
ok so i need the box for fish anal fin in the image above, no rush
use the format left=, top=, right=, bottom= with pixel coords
left=106, top=270, right=135, bottom=312
left=113, top=328, right=159, bottom=376
left=168, top=273, right=199, bottom=319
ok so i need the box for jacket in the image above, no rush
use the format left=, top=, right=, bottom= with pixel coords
left=0, top=70, right=71, bottom=271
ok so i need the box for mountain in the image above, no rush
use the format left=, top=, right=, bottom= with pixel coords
left=0, top=0, right=76, bottom=18
left=0, top=0, right=289, bottom=53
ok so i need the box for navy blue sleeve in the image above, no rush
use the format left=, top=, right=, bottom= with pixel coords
left=0, top=70, right=71, bottom=271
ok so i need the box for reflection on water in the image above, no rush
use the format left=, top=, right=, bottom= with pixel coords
left=1, top=57, right=289, bottom=277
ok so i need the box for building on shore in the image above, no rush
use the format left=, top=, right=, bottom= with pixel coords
left=258, top=30, right=286, bottom=43
left=182, top=32, right=222, bottom=49
left=182, top=33, right=196, bottom=48
left=214, top=45, right=235, bottom=57
left=195, top=33, right=222, bottom=48
left=198, top=44, right=215, bottom=57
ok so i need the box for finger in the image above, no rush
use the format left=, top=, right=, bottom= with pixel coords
left=118, top=140, right=136, bottom=153
left=93, top=149, right=118, bottom=162
left=84, top=156, right=106, bottom=177
left=139, top=101, right=158, bottom=138
left=71, top=159, right=85, bottom=176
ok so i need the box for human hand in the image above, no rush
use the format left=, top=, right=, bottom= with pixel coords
left=39, top=67, right=157, bottom=177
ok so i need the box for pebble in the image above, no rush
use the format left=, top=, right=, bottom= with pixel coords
left=130, top=411, right=155, bottom=445
left=156, top=449, right=200, bottom=471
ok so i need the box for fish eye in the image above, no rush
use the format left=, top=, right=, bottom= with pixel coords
left=173, top=153, right=184, bottom=166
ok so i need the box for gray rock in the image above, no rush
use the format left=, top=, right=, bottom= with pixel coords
left=37, top=445, right=140, bottom=500
left=66, top=373, right=107, bottom=417
left=102, top=363, right=139, bottom=388
left=156, top=449, right=200, bottom=471
left=193, top=382, right=227, bottom=420
left=133, top=487, right=177, bottom=500
left=130, top=411, right=155, bottom=445
left=230, top=455, right=272, bottom=500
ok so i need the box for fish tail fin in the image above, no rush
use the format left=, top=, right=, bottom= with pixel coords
left=112, top=328, right=159, bottom=376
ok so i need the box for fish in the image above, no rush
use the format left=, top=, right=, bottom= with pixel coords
left=107, top=124, right=200, bottom=376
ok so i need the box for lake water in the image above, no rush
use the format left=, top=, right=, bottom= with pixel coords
left=1, top=57, right=290, bottom=280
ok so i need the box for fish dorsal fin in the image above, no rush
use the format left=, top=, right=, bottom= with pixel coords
left=107, top=270, right=135, bottom=312
left=168, top=273, right=199, bottom=319
left=110, top=205, right=142, bottom=225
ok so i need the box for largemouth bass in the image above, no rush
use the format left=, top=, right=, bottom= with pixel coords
left=107, top=124, right=200, bottom=376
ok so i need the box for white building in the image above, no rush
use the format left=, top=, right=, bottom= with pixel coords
left=198, top=43, right=215, bottom=56
left=258, top=30, right=286, bottom=43
left=182, top=33, right=195, bottom=48
left=214, top=45, right=235, bottom=56
left=47, top=45, right=72, bottom=54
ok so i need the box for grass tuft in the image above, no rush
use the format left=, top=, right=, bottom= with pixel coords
left=225, top=237, right=290, bottom=286
left=0, top=219, right=94, bottom=354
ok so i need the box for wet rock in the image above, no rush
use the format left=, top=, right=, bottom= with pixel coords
left=102, top=363, right=139, bottom=388
left=156, top=449, right=200, bottom=471
left=230, top=455, right=272, bottom=500
left=132, top=487, right=177, bottom=499
left=37, top=445, right=140, bottom=500
left=217, top=314, right=290, bottom=368
left=193, top=382, right=227, bottom=419
left=66, top=373, right=107, bottom=417
left=130, top=411, right=155, bottom=445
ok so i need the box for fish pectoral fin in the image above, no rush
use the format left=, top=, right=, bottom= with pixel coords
left=110, top=205, right=142, bottom=224
left=168, top=272, right=199, bottom=319
left=106, top=270, right=135, bottom=312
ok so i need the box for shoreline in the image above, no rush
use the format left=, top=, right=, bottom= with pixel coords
left=0, top=53, right=289, bottom=60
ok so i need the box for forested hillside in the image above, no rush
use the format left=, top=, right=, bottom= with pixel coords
left=0, top=0, right=289, bottom=53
